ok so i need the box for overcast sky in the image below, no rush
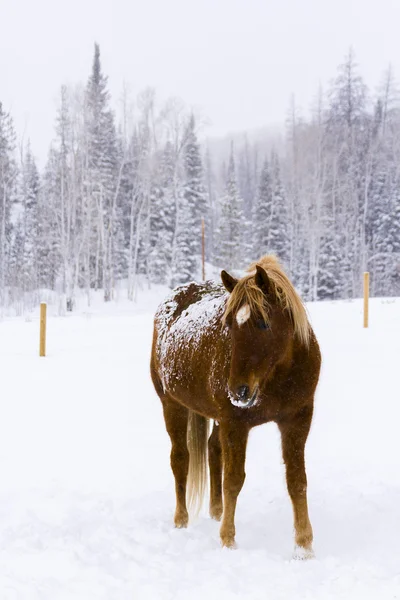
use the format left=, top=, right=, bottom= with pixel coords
left=1, top=0, right=400, bottom=164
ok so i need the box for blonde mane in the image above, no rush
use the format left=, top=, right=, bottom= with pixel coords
left=223, top=255, right=311, bottom=347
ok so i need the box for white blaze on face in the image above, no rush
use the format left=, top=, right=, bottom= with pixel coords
left=236, top=304, right=251, bottom=326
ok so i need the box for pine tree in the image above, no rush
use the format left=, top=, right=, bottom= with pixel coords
left=317, top=229, right=342, bottom=300
left=204, top=144, right=216, bottom=261
left=253, top=158, right=273, bottom=255
left=216, top=144, right=242, bottom=272
left=170, top=184, right=197, bottom=286
left=56, top=85, right=74, bottom=308
left=85, top=43, right=120, bottom=300
left=20, top=143, right=40, bottom=295
left=8, top=220, right=24, bottom=307
left=169, top=115, right=207, bottom=286
left=0, top=101, right=18, bottom=305
left=269, top=150, right=290, bottom=267
left=38, top=158, right=59, bottom=292
left=367, top=164, right=388, bottom=295
left=389, top=188, right=400, bottom=294
left=183, top=114, right=207, bottom=256
left=372, top=177, right=400, bottom=295
left=149, top=141, right=176, bottom=284
left=238, top=135, right=256, bottom=223
left=120, top=131, right=140, bottom=295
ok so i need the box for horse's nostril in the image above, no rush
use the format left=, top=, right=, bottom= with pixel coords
left=237, top=385, right=249, bottom=400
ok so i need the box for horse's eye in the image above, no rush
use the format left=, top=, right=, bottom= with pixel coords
left=257, top=320, right=269, bottom=330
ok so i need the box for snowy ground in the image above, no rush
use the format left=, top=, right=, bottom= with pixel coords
left=0, top=289, right=399, bottom=599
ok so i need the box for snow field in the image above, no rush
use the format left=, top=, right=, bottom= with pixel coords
left=0, top=291, right=399, bottom=599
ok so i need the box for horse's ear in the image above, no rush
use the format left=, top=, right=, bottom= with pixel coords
left=221, top=270, right=238, bottom=293
left=255, top=265, right=270, bottom=294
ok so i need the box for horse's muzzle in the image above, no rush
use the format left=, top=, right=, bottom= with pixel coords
left=229, top=385, right=259, bottom=409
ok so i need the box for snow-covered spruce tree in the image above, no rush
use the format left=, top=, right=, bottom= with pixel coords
left=204, top=144, right=217, bottom=262
left=366, top=159, right=389, bottom=295
left=238, top=134, right=257, bottom=224
left=252, top=157, right=272, bottom=256
left=183, top=114, right=208, bottom=257
left=366, top=78, right=400, bottom=297
left=269, top=150, right=290, bottom=267
left=18, top=143, right=40, bottom=300
left=0, top=101, right=18, bottom=306
left=372, top=175, right=400, bottom=296
left=112, top=195, right=128, bottom=287
left=84, top=43, right=120, bottom=300
left=317, top=228, right=342, bottom=300
left=170, top=183, right=197, bottom=287
left=169, top=114, right=207, bottom=286
left=111, top=136, right=128, bottom=287
left=125, top=127, right=150, bottom=300
left=215, top=144, right=243, bottom=272
left=236, top=137, right=257, bottom=265
left=388, top=187, right=400, bottom=294
left=40, top=147, right=61, bottom=291
left=8, top=219, right=24, bottom=308
left=149, top=141, right=176, bottom=284
left=55, top=85, right=73, bottom=305
left=119, top=130, right=140, bottom=299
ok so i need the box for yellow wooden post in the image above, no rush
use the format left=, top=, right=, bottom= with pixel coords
left=40, top=303, right=47, bottom=357
left=363, top=272, right=369, bottom=328
left=201, top=217, right=205, bottom=281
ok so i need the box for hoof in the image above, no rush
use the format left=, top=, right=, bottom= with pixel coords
left=210, top=505, right=223, bottom=522
left=174, top=510, right=188, bottom=529
left=221, top=535, right=237, bottom=550
left=220, top=536, right=237, bottom=549
left=220, top=522, right=236, bottom=548
left=293, top=545, right=315, bottom=560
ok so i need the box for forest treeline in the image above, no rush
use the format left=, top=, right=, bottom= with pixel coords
left=0, top=45, right=399, bottom=311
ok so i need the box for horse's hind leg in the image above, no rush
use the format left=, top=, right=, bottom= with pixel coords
left=278, top=406, right=314, bottom=559
left=208, top=421, right=223, bottom=521
left=162, top=398, right=189, bottom=528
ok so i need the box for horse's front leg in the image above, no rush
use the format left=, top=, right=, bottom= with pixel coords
left=219, top=421, right=249, bottom=548
left=278, top=405, right=314, bottom=559
left=208, top=421, right=223, bottom=521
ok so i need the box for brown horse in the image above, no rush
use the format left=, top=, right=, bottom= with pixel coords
left=150, top=255, right=321, bottom=557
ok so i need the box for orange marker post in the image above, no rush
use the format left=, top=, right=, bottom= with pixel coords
left=40, top=303, right=47, bottom=357
left=363, top=272, right=369, bottom=328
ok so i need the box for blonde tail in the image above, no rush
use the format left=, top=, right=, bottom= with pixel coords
left=187, top=410, right=210, bottom=518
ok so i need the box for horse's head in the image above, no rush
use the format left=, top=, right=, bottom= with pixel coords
left=221, top=261, right=306, bottom=408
